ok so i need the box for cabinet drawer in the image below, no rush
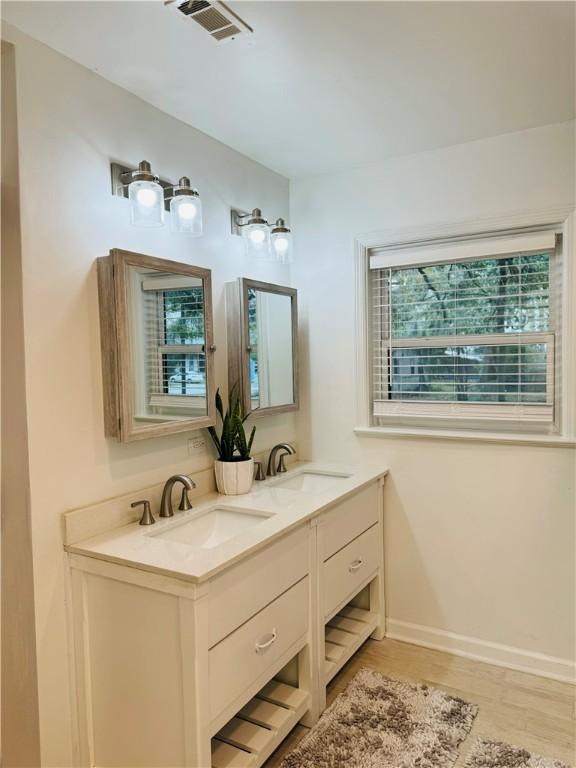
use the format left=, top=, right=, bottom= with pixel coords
left=321, top=482, right=380, bottom=561
left=322, top=525, right=380, bottom=618
left=209, top=577, right=309, bottom=720
left=208, top=525, right=309, bottom=647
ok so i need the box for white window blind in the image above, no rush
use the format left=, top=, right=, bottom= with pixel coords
left=370, top=231, right=559, bottom=427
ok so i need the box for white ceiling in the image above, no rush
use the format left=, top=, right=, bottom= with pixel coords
left=2, top=1, right=575, bottom=178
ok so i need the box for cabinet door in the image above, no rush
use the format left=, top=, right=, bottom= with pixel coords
left=227, top=278, right=298, bottom=417
left=98, top=249, right=215, bottom=442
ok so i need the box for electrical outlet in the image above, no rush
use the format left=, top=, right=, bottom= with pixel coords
left=187, top=435, right=206, bottom=454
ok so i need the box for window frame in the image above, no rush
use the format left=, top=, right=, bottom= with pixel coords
left=353, top=209, right=576, bottom=444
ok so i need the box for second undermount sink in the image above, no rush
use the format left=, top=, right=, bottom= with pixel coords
left=149, top=507, right=273, bottom=550
left=272, top=471, right=351, bottom=493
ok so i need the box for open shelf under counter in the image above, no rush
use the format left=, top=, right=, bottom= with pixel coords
left=211, top=680, right=309, bottom=768
left=323, top=604, right=379, bottom=684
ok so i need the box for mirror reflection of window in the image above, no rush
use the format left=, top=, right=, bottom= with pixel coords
left=128, top=267, right=207, bottom=425
left=248, top=288, right=294, bottom=410
left=161, top=286, right=205, bottom=396
left=247, top=288, right=260, bottom=407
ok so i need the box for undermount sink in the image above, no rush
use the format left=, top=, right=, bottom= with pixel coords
left=149, top=507, right=272, bottom=550
left=272, top=471, right=351, bottom=493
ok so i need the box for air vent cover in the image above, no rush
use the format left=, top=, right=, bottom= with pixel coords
left=177, top=0, right=210, bottom=15
left=167, top=0, right=253, bottom=43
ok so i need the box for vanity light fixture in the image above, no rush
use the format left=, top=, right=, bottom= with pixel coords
left=167, top=177, right=203, bottom=235
left=238, top=208, right=271, bottom=258
left=111, top=160, right=203, bottom=234
left=270, top=218, right=292, bottom=263
left=124, top=161, right=165, bottom=228
left=231, top=208, right=293, bottom=261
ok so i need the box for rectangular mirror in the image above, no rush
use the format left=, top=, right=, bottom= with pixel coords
left=97, top=249, right=215, bottom=442
left=227, top=278, right=298, bottom=416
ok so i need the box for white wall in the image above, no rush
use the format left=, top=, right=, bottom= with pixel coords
left=291, top=122, right=575, bottom=675
left=2, top=24, right=295, bottom=767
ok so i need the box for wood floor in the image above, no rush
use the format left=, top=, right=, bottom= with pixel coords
left=264, top=638, right=575, bottom=767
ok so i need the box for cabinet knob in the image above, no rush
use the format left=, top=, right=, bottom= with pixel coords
left=348, top=559, right=363, bottom=573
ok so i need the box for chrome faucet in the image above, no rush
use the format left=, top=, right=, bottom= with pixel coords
left=266, top=443, right=296, bottom=477
left=159, top=474, right=196, bottom=518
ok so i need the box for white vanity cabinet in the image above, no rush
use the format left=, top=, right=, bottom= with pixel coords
left=65, top=472, right=386, bottom=768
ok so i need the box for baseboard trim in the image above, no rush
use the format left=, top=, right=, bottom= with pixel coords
left=386, top=619, right=575, bottom=684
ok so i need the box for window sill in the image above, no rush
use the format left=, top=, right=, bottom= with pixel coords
left=353, top=426, right=576, bottom=448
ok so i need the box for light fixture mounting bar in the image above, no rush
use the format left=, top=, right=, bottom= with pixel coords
left=110, top=162, right=175, bottom=212
left=230, top=207, right=250, bottom=236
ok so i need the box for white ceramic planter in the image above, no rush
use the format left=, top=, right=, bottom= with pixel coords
left=214, top=458, right=254, bottom=495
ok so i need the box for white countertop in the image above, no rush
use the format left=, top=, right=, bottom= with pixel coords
left=65, top=462, right=388, bottom=583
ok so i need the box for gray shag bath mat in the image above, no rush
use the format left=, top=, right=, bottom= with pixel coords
left=464, top=738, right=571, bottom=768
left=279, top=668, right=478, bottom=768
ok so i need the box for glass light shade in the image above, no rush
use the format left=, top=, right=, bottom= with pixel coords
left=271, top=230, right=293, bottom=263
left=170, top=194, right=203, bottom=235
left=242, top=222, right=271, bottom=258
left=129, top=179, right=165, bottom=227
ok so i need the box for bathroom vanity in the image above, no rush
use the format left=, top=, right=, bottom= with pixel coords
left=64, top=463, right=387, bottom=768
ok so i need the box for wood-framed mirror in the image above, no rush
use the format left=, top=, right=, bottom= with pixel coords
left=227, top=278, right=298, bottom=417
left=97, top=249, right=215, bottom=442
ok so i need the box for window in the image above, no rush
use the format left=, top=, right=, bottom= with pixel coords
left=369, top=230, right=560, bottom=431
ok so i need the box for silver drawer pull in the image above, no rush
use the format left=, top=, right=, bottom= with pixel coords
left=349, top=559, right=363, bottom=573
left=255, top=629, right=277, bottom=653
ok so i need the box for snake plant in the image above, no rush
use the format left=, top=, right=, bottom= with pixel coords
left=207, top=387, right=256, bottom=462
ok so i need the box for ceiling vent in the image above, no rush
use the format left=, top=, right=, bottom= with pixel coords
left=166, top=0, right=253, bottom=43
